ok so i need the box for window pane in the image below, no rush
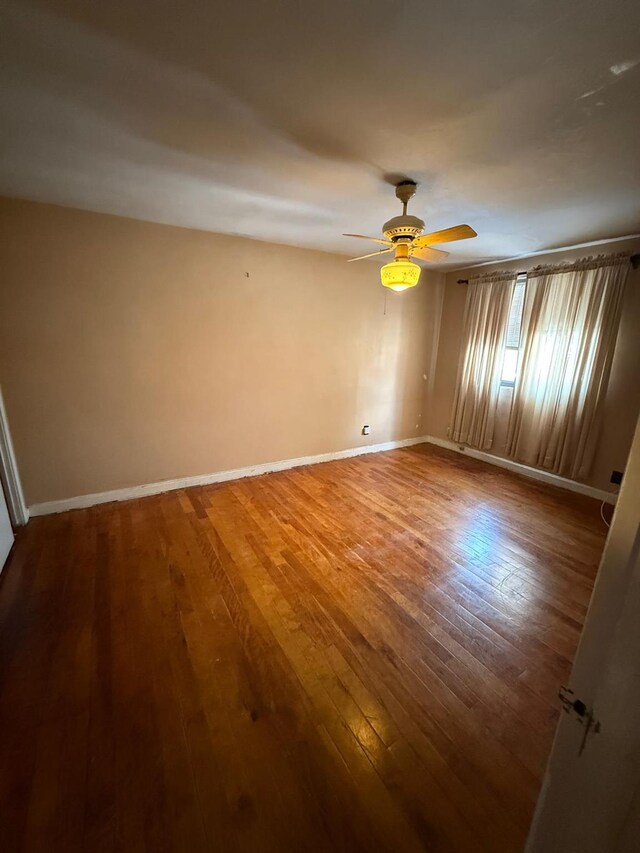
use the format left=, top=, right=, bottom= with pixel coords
left=505, top=277, right=526, bottom=348
left=501, top=347, right=518, bottom=384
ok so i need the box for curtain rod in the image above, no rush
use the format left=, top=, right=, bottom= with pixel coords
left=456, top=253, right=640, bottom=284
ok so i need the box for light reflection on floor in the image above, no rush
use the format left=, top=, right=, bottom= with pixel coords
left=452, top=504, right=532, bottom=611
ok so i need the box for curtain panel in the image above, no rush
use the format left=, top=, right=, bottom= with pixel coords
left=450, top=274, right=517, bottom=449
left=506, top=258, right=629, bottom=480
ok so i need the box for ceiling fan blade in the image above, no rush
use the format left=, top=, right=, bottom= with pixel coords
left=347, top=247, right=394, bottom=262
left=410, top=246, right=450, bottom=263
left=343, top=233, right=393, bottom=246
left=413, top=224, right=477, bottom=248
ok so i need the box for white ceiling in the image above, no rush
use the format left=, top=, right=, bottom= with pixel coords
left=1, top=0, right=639, bottom=268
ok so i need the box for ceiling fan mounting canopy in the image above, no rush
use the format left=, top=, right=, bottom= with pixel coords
left=395, top=180, right=418, bottom=206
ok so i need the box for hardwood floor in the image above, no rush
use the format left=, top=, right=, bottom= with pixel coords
left=0, top=443, right=607, bottom=852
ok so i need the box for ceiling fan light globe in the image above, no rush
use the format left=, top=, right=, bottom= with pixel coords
left=380, top=259, right=421, bottom=292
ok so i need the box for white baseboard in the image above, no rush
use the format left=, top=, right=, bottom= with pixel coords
left=28, top=432, right=617, bottom=517
left=28, top=436, right=430, bottom=517
left=424, top=435, right=617, bottom=504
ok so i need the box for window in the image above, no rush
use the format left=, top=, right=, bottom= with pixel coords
left=500, top=274, right=526, bottom=386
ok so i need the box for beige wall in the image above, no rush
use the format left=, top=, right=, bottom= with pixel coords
left=425, top=238, right=640, bottom=493
left=0, top=197, right=440, bottom=506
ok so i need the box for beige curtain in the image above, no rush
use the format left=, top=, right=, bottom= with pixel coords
left=506, top=256, right=629, bottom=480
left=450, top=273, right=517, bottom=449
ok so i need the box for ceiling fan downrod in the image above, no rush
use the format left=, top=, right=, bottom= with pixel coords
left=395, top=180, right=417, bottom=216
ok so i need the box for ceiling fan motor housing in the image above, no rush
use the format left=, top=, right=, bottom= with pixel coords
left=383, top=215, right=425, bottom=242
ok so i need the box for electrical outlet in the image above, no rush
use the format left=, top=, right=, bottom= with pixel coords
left=362, top=425, right=370, bottom=436
left=610, top=470, right=623, bottom=485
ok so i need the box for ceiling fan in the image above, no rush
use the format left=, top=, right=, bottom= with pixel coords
left=343, top=180, right=477, bottom=291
